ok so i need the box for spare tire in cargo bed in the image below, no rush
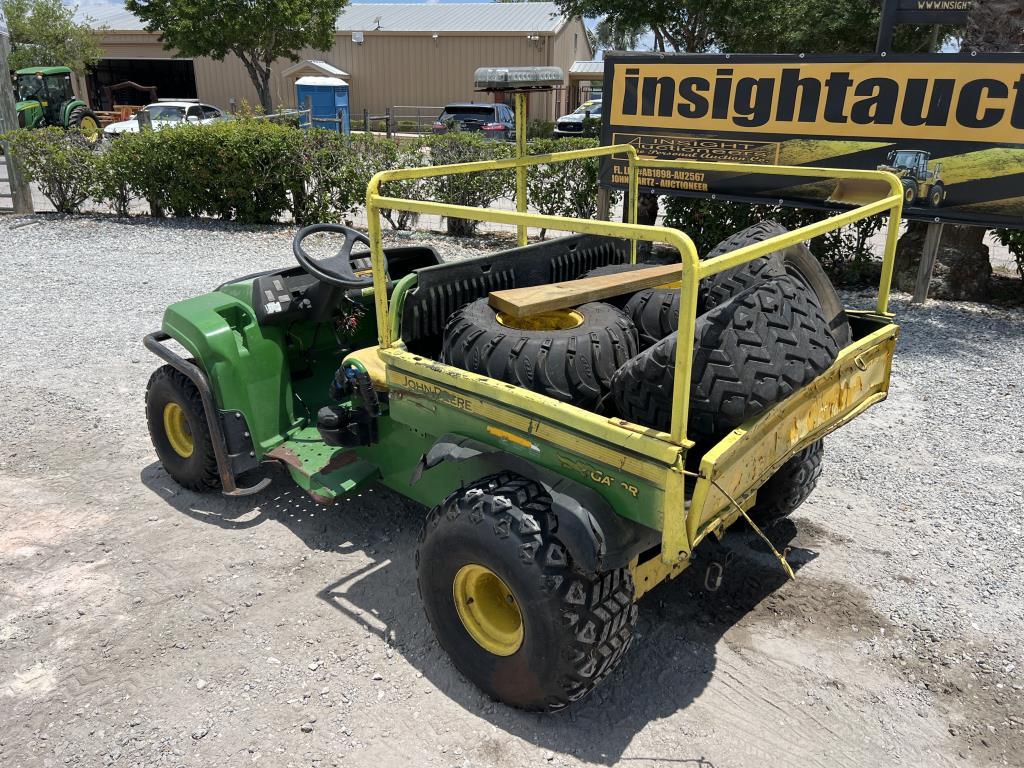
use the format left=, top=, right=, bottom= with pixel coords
left=701, top=220, right=851, bottom=347
left=442, top=298, right=638, bottom=411
left=610, top=274, right=840, bottom=446
left=620, top=219, right=849, bottom=349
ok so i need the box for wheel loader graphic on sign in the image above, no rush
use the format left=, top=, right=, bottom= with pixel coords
left=831, top=148, right=945, bottom=209
left=878, top=149, right=945, bottom=208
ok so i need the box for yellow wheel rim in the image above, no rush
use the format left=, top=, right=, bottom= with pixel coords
left=163, top=402, right=194, bottom=458
left=453, top=564, right=524, bottom=656
left=496, top=309, right=584, bottom=332
left=80, top=116, right=100, bottom=141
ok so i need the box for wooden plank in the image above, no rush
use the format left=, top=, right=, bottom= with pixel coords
left=489, top=264, right=681, bottom=318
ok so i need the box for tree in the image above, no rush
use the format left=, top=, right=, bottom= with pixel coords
left=124, top=0, right=349, bottom=112
left=2, top=0, right=104, bottom=72
left=552, top=0, right=940, bottom=54
left=592, top=16, right=645, bottom=52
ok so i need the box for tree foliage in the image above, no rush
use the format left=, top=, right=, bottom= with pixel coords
left=553, top=0, right=943, bottom=54
left=2, top=0, right=105, bottom=72
left=123, top=0, right=349, bottom=111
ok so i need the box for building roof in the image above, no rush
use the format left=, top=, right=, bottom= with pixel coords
left=283, top=60, right=351, bottom=78
left=78, top=2, right=566, bottom=34
left=336, top=4, right=564, bottom=33
left=296, top=75, right=348, bottom=87
left=569, top=60, right=604, bottom=75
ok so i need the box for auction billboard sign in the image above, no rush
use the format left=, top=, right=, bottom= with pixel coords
left=599, top=53, right=1024, bottom=229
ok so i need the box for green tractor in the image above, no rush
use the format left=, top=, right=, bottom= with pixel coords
left=143, top=147, right=902, bottom=711
left=14, top=66, right=101, bottom=141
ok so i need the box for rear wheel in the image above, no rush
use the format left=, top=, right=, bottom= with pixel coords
left=749, top=440, right=824, bottom=526
left=416, top=473, right=637, bottom=711
left=145, top=365, right=220, bottom=491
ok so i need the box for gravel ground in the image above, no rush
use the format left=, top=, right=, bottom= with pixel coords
left=1, top=214, right=1022, bottom=768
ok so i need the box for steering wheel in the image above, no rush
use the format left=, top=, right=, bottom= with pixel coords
left=292, top=224, right=386, bottom=288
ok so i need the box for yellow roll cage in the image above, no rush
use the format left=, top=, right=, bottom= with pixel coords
left=365, top=143, right=903, bottom=447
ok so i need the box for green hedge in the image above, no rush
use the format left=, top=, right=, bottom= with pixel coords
left=3, top=124, right=618, bottom=238
left=4, top=125, right=904, bottom=283
left=4, top=128, right=99, bottom=214
left=662, top=197, right=885, bottom=286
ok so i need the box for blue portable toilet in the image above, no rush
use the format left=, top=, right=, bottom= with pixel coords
left=296, top=75, right=350, bottom=134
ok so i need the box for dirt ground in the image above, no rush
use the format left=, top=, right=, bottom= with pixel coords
left=1, top=216, right=1022, bottom=768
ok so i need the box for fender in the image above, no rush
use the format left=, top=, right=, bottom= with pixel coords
left=61, top=98, right=87, bottom=126
left=411, top=434, right=659, bottom=572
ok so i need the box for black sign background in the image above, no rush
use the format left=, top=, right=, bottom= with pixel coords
left=599, top=52, right=1024, bottom=229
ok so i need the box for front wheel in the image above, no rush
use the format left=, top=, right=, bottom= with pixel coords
left=902, top=181, right=917, bottom=205
left=67, top=106, right=102, bottom=143
left=145, top=365, right=220, bottom=491
left=929, top=183, right=944, bottom=208
left=416, top=473, right=637, bottom=711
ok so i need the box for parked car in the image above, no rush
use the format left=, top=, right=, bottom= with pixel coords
left=432, top=102, right=515, bottom=141
left=103, top=101, right=226, bottom=138
left=553, top=99, right=602, bottom=138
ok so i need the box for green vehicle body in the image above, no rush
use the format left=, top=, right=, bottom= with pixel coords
left=145, top=146, right=907, bottom=604
left=143, top=145, right=908, bottom=710
left=156, top=258, right=664, bottom=526
left=14, top=66, right=96, bottom=135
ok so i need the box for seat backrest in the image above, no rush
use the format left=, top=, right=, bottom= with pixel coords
left=400, top=234, right=629, bottom=347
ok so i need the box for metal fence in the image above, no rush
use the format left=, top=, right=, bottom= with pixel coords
left=351, top=106, right=443, bottom=136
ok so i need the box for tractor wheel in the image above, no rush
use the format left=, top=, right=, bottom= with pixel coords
left=67, top=106, right=102, bottom=143
left=610, top=275, right=840, bottom=446
left=701, top=220, right=851, bottom=348
left=145, top=365, right=220, bottom=491
left=748, top=440, right=824, bottom=526
left=416, top=473, right=638, bottom=711
left=441, top=298, right=637, bottom=410
left=929, top=182, right=944, bottom=208
left=902, top=180, right=917, bottom=205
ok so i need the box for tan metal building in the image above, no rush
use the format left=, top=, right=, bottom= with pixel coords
left=79, top=3, right=592, bottom=121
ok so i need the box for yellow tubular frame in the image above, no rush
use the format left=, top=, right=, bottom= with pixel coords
left=367, top=145, right=903, bottom=443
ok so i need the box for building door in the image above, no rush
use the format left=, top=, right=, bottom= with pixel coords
left=87, top=59, right=197, bottom=110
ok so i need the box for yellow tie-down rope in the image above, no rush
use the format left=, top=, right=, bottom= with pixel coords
left=685, top=469, right=796, bottom=581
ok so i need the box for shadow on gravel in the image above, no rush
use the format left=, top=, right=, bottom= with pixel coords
left=142, top=460, right=817, bottom=765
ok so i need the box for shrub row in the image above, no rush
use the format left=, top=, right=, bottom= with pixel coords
left=5, top=123, right=960, bottom=285
left=2, top=123, right=606, bottom=237
left=662, top=196, right=886, bottom=287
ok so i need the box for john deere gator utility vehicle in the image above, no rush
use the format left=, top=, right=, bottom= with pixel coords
left=14, top=66, right=101, bottom=141
left=144, top=145, right=904, bottom=711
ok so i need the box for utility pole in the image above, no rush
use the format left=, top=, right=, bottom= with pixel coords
left=0, top=7, right=33, bottom=214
